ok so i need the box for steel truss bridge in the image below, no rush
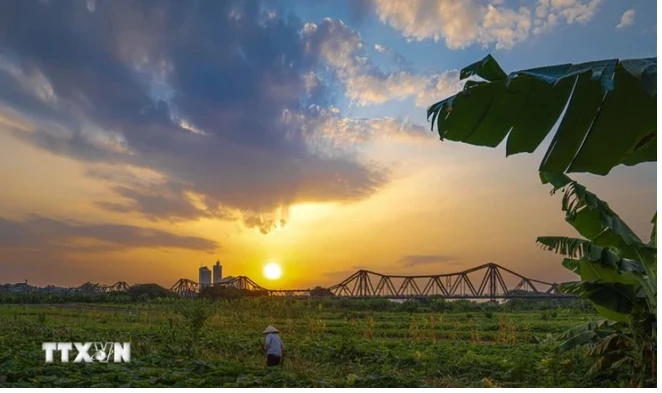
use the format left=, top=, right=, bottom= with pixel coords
left=169, top=263, right=573, bottom=300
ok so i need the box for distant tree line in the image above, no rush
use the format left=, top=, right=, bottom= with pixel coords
left=0, top=282, right=594, bottom=314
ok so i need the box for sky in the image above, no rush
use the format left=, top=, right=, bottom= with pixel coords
left=0, top=0, right=657, bottom=290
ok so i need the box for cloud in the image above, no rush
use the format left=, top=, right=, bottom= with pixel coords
left=244, top=210, right=288, bottom=235
left=369, top=0, right=602, bottom=50
left=86, top=0, right=96, bottom=13
left=616, top=9, right=635, bottom=29
left=303, top=18, right=464, bottom=107
left=396, top=254, right=456, bottom=267
left=0, top=1, right=402, bottom=233
left=96, top=184, right=236, bottom=223
left=344, top=70, right=463, bottom=107
left=286, top=105, right=435, bottom=152
left=374, top=44, right=389, bottom=53
left=0, top=215, right=219, bottom=252
left=533, top=0, right=602, bottom=34
left=0, top=214, right=220, bottom=285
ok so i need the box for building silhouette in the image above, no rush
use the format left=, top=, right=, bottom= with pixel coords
left=213, top=261, right=223, bottom=284
left=198, top=266, right=211, bottom=287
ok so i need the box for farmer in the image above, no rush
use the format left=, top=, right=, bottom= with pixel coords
left=262, top=325, right=284, bottom=367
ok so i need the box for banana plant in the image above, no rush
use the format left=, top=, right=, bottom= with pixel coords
left=536, top=172, right=656, bottom=386
left=426, top=55, right=656, bottom=176
left=557, top=319, right=654, bottom=386
left=424, top=55, right=657, bottom=385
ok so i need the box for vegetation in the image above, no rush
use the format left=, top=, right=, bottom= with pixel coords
left=127, top=284, right=178, bottom=301
left=425, top=54, right=657, bottom=387
left=426, top=54, right=656, bottom=175
left=310, top=287, right=335, bottom=298
left=0, top=298, right=639, bottom=388
left=537, top=172, right=656, bottom=387
left=0, top=292, right=134, bottom=304
left=199, top=285, right=267, bottom=300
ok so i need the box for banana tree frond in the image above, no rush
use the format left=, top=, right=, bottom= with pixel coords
left=561, top=257, right=643, bottom=287
left=558, top=329, right=600, bottom=353
left=587, top=352, right=637, bottom=376
left=537, top=237, right=645, bottom=276
left=609, top=356, right=638, bottom=370
left=589, top=334, right=635, bottom=356
left=459, top=54, right=507, bottom=82
left=561, top=258, right=580, bottom=273
left=541, top=172, right=656, bottom=314
left=536, top=236, right=592, bottom=259
left=539, top=172, right=655, bottom=264
left=558, top=319, right=620, bottom=352
left=559, top=320, right=646, bottom=382
left=426, top=55, right=657, bottom=176
left=561, top=281, right=637, bottom=321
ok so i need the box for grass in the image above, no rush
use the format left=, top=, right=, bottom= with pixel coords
left=0, top=298, right=631, bottom=387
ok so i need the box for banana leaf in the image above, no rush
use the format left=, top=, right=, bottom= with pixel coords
left=426, top=55, right=657, bottom=176
left=538, top=172, right=656, bottom=267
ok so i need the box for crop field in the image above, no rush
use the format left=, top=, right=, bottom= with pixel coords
left=0, top=298, right=630, bottom=388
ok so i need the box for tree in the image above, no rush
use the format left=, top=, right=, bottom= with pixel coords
left=537, top=172, right=656, bottom=386
left=424, top=55, right=657, bottom=386
left=126, top=283, right=176, bottom=300
left=310, top=286, right=335, bottom=298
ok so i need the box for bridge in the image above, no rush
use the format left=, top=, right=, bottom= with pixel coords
left=169, top=263, right=573, bottom=300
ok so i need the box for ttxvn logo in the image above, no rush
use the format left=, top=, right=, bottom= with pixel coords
left=42, top=342, right=131, bottom=363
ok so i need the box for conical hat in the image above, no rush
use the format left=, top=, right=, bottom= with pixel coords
left=262, top=325, right=279, bottom=334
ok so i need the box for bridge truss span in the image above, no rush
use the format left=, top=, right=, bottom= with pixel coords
left=326, top=263, right=569, bottom=300
left=168, top=262, right=572, bottom=300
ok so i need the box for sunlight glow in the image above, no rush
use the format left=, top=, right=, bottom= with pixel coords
left=263, top=262, right=282, bottom=280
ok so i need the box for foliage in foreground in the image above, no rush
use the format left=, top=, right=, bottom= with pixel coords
left=0, top=300, right=631, bottom=388
left=424, top=54, right=657, bottom=388
left=536, top=172, right=656, bottom=387
left=426, top=54, right=656, bottom=175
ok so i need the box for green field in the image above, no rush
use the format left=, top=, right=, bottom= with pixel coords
left=0, top=298, right=631, bottom=388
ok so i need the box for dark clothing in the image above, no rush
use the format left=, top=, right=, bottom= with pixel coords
left=267, top=354, right=282, bottom=367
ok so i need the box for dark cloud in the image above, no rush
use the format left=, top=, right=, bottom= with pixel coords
left=0, top=215, right=219, bottom=253
left=395, top=254, right=457, bottom=267
left=96, top=184, right=235, bottom=222
left=0, top=0, right=388, bottom=232
left=244, top=215, right=287, bottom=235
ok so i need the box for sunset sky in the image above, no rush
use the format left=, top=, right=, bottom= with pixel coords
left=0, top=0, right=656, bottom=289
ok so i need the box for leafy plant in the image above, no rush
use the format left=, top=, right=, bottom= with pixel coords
left=426, top=54, right=656, bottom=175
left=178, top=300, right=211, bottom=354
left=127, top=283, right=176, bottom=300
left=0, top=299, right=617, bottom=387
left=36, top=312, right=46, bottom=324
left=424, top=54, right=657, bottom=386
left=536, top=172, right=656, bottom=387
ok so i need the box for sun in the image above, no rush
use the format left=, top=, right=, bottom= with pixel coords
left=263, top=262, right=282, bottom=280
